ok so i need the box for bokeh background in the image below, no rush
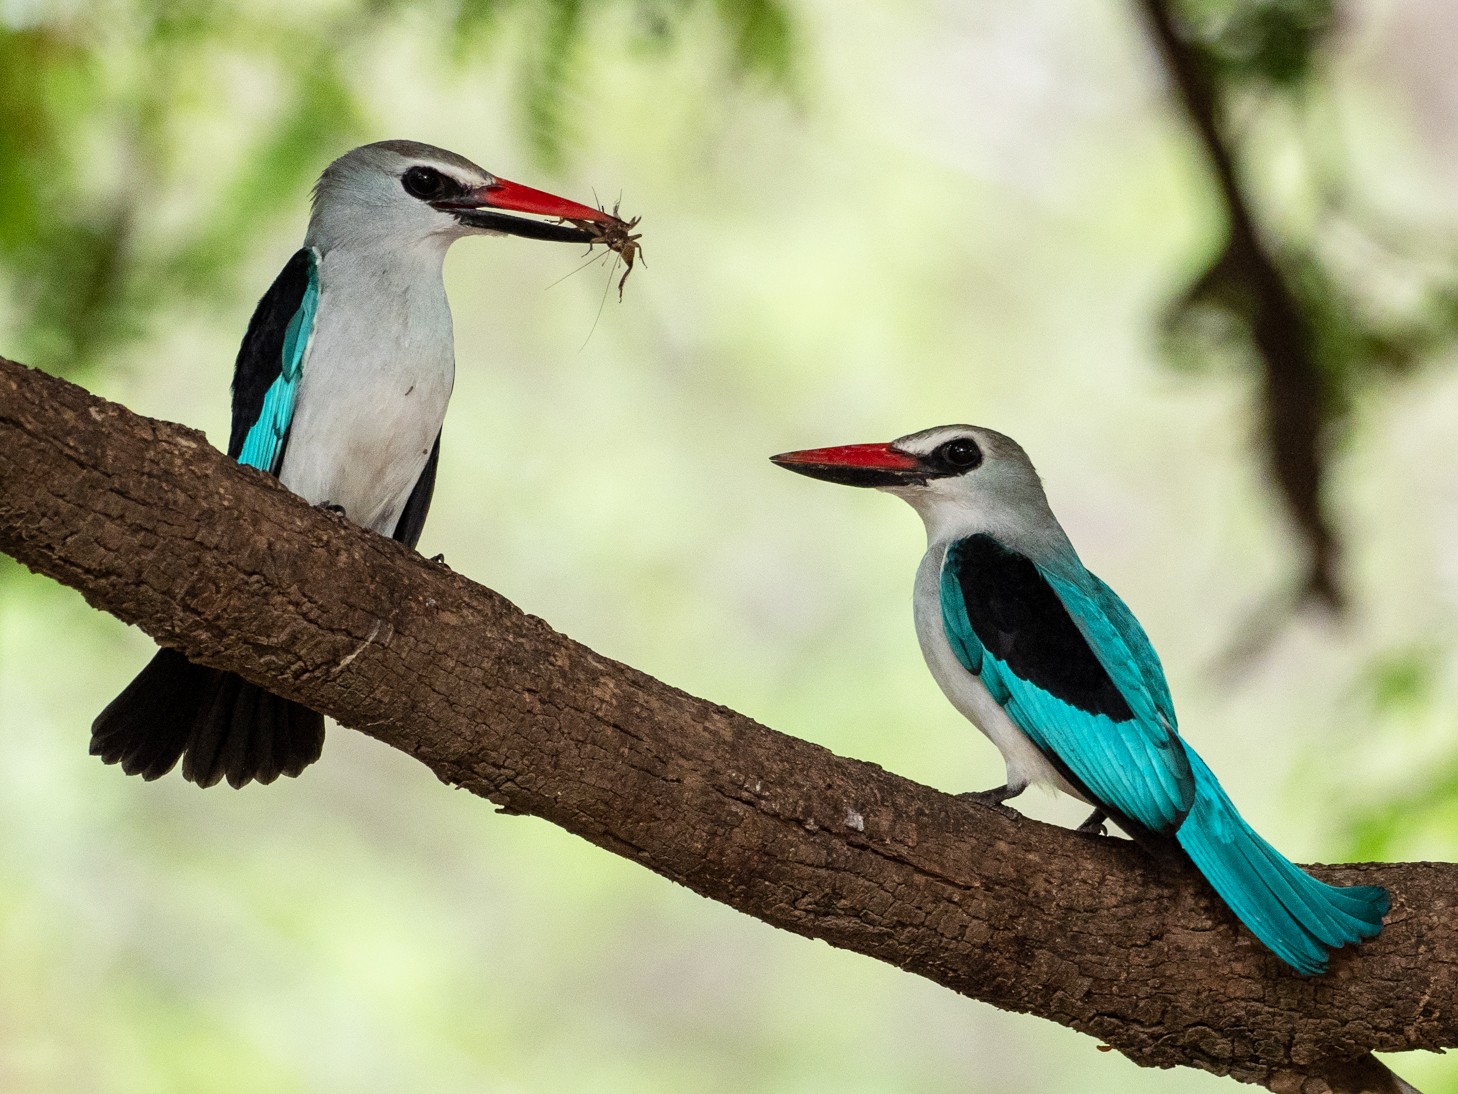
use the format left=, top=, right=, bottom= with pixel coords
left=4, top=0, right=1458, bottom=1090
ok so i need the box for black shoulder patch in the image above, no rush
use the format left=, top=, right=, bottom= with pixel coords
left=227, top=248, right=313, bottom=466
left=948, top=534, right=1133, bottom=721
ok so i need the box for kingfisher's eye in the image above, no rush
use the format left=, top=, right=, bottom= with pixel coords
left=934, top=437, right=983, bottom=471
left=402, top=166, right=455, bottom=201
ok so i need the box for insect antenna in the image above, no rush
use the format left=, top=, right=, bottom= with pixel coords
left=545, top=247, right=612, bottom=291
left=579, top=251, right=623, bottom=352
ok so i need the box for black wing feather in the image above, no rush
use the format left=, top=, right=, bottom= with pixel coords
left=953, top=534, right=1134, bottom=720
left=392, top=432, right=442, bottom=548
left=949, top=535, right=1177, bottom=851
left=228, top=248, right=313, bottom=466
left=90, top=247, right=328, bottom=790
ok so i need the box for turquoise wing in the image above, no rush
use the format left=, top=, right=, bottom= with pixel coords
left=1041, top=568, right=1178, bottom=734
left=939, top=534, right=1193, bottom=832
left=231, top=248, right=319, bottom=474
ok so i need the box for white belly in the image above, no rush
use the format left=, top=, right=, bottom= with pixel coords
left=277, top=251, right=456, bottom=536
left=912, top=544, right=1078, bottom=797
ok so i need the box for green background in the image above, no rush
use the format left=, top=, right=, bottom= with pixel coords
left=3, top=1, right=1457, bottom=1090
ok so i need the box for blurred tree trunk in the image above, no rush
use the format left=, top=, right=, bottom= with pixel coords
left=0, top=355, right=1442, bottom=1093
left=1137, top=0, right=1342, bottom=609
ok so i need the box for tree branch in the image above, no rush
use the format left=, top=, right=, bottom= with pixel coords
left=1136, top=0, right=1343, bottom=609
left=0, top=354, right=1448, bottom=1090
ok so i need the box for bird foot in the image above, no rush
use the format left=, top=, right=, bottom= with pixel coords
left=957, top=784, right=1022, bottom=811
left=317, top=502, right=347, bottom=517
left=1077, top=809, right=1108, bottom=836
left=429, top=553, right=450, bottom=567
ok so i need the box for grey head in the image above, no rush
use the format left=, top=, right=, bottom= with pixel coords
left=305, top=139, right=612, bottom=254
left=772, top=423, right=1070, bottom=553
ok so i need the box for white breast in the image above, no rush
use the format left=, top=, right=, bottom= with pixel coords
left=912, top=543, right=1078, bottom=797
left=278, top=245, right=457, bottom=536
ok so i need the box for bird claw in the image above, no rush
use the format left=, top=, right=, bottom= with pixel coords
left=957, top=784, right=1021, bottom=811
left=1077, top=809, right=1108, bottom=836
left=429, top=553, right=450, bottom=567
left=317, top=502, right=347, bottom=517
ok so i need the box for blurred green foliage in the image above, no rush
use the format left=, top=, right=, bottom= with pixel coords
left=1181, top=0, right=1336, bottom=89
left=1333, top=640, right=1458, bottom=864
left=1160, top=0, right=1458, bottom=408
left=1155, top=0, right=1458, bottom=607
left=0, top=0, right=793, bottom=375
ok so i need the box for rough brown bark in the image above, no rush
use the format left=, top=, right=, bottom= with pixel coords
left=0, top=355, right=1447, bottom=1090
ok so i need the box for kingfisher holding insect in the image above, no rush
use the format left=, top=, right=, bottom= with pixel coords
left=92, top=140, right=620, bottom=789
left=772, top=425, right=1388, bottom=973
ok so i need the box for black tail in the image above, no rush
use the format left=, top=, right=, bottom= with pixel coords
left=91, top=649, right=324, bottom=788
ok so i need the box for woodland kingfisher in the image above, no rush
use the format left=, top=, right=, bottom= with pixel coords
left=92, top=140, right=616, bottom=789
left=772, top=424, right=1388, bottom=974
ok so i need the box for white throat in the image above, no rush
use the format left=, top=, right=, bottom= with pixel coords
left=274, top=239, right=459, bottom=534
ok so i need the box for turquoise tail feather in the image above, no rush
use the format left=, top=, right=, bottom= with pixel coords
left=1175, top=748, right=1389, bottom=975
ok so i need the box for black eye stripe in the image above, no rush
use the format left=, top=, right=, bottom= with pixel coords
left=929, top=437, right=983, bottom=473
left=401, top=165, right=465, bottom=202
